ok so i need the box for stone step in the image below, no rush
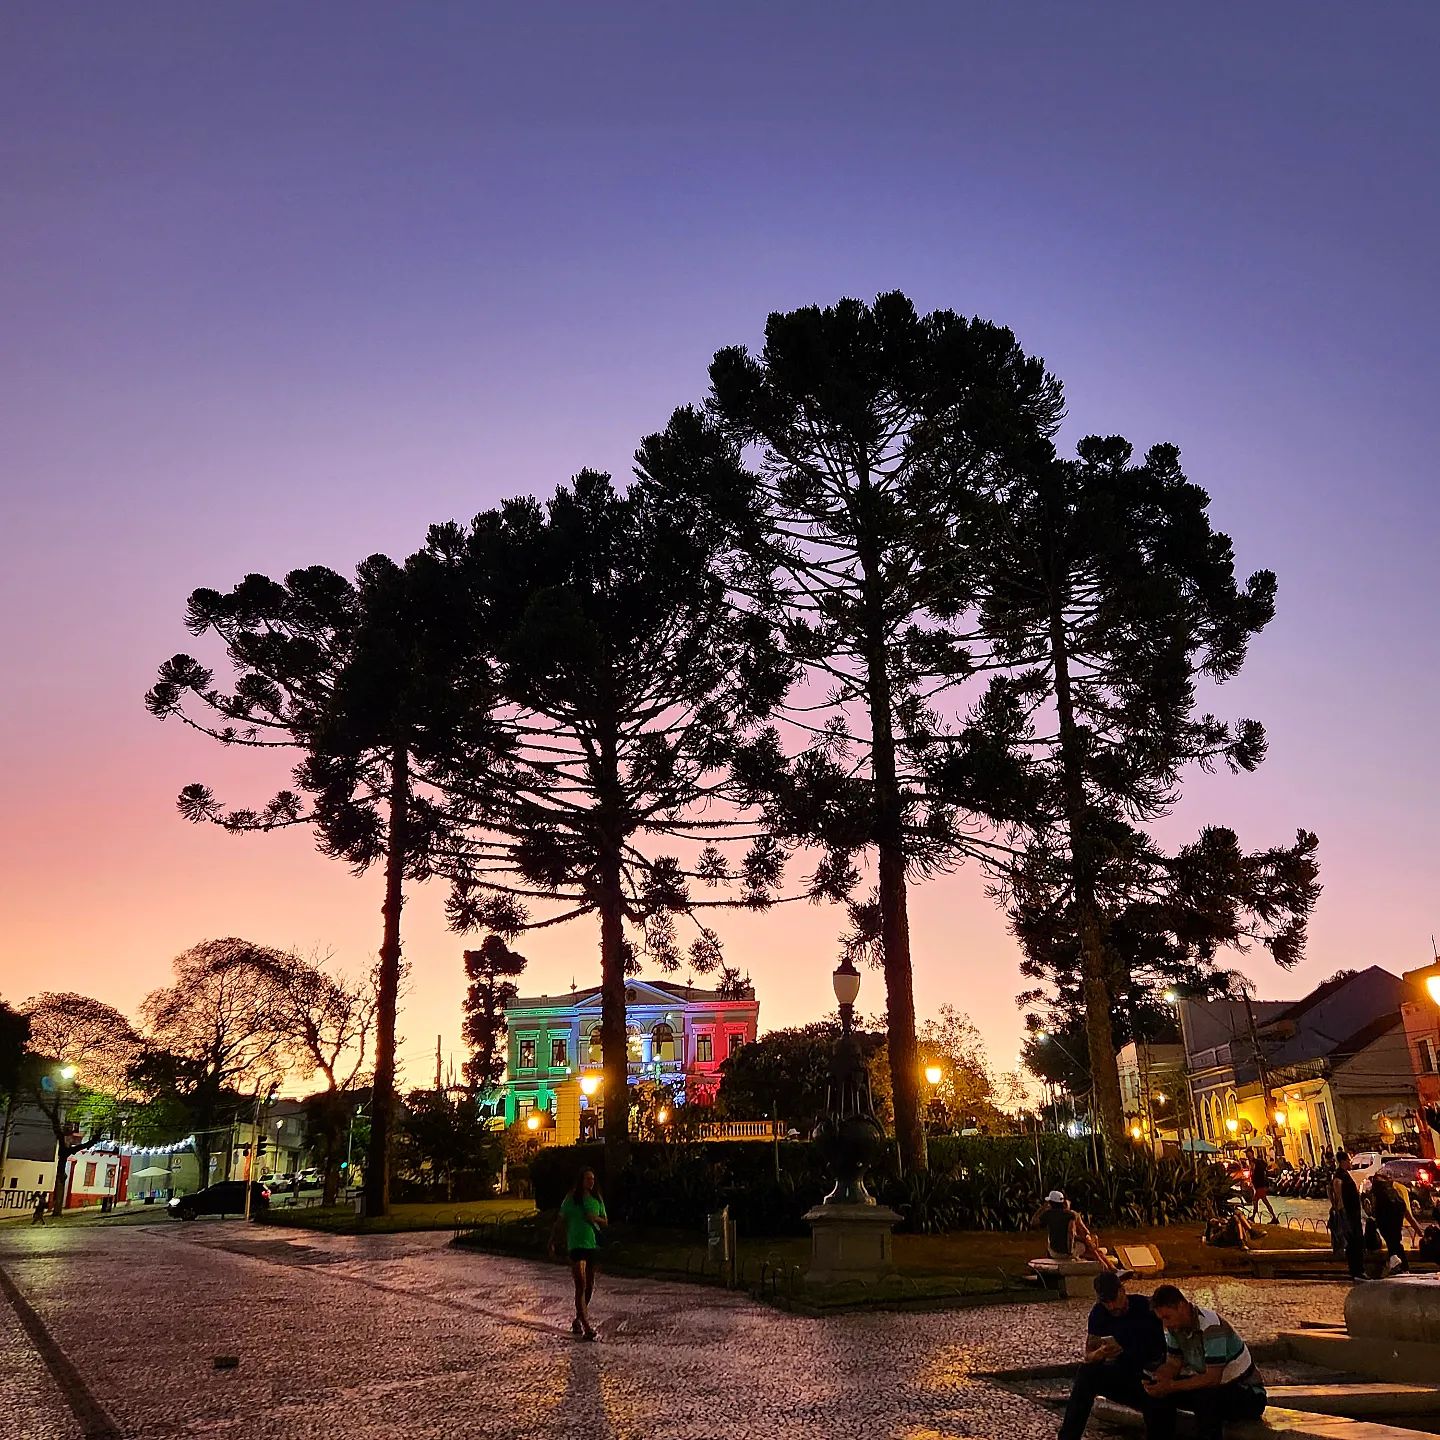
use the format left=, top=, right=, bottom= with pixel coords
left=1094, top=1397, right=1440, bottom=1439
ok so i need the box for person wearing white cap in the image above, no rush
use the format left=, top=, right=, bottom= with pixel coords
left=1031, top=1188, right=1121, bottom=1272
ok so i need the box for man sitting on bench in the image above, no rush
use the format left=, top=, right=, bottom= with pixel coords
left=1143, top=1284, right=1268, bottom=1440
left=1033, top=1189, right=1118, bottom=1272
left=1058, top=1272, right=1167, bottom=1440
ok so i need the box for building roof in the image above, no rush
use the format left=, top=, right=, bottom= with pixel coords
left=508, top=976, right=756, bottom=1012
left=1329, top=1010, right=1403, bottom=1062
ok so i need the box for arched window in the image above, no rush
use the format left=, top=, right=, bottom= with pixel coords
left=587, top=1025, right=603, bottom=1064
left=652, top=1022, right=676, bottom=1062
left=626, top=1029, right=643, bottom=1064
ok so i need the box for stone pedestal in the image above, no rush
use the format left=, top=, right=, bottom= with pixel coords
left=803, top=1202, right=901, bottom=1284
left=1344, top=1272, right=1440, bottom=1344
left=1282, top=1274, right=1440, bottom=1384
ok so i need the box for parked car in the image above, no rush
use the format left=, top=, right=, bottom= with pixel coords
left=1375, top=1157, right=1436, bottom=1216
left=1346, top=1151, right=1385, bottom=1188
left=167, top=1180, right=269, bottom=1220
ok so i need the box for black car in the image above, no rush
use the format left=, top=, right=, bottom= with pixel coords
left=167, top=1180, right=269, bottom=1220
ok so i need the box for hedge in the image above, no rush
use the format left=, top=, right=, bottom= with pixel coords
left=529, top=1136, right=1229, bottom=1236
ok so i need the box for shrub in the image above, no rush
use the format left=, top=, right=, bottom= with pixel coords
left=530, top=1136, right=1229, bottom=1237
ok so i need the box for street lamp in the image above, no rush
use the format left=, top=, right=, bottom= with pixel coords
left=525, top=1114, right=540, bottom=1132
left=813, top=958, right=885, bottom=1204
left=924, top=1064, right=943, bottom=1087
left=579, top=1074, right=600, bottom=1098
left=832, top=957, right=861, bottom=1032
left=59, top=1065, right=77, bottom=1081
left=1427, top=975, right=1440, bottom=1008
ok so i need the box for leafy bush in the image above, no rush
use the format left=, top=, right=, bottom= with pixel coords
left=530, top=1137, right=1229, bottom=1237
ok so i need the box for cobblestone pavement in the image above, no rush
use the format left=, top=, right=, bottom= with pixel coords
left=0, top=1222, right=1349, bottom=1440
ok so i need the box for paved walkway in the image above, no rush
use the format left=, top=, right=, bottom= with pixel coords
left=0, top=1222, right=1349, bottom=1440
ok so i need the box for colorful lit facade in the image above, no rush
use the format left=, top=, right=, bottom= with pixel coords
left=501, top=977, right=759, bottom=1128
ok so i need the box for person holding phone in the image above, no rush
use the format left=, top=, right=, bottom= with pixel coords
left=1143, top=1285, right=1267, bottom=1439
left=1058, top=1272, right=1167, bottom=1440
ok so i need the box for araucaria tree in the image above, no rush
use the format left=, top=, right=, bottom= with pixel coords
left=963, top=434, right=1311, bottom=1147
left=461, top=935, right=527, bottom=1100
left=437, top=470, right=790, bottom=1180
left=146, top=554, right=505, bottom=1215
left=642, top=294, right=1062, bottom=1171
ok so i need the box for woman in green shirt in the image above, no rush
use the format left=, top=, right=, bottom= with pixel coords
left=550, top=1168, right=607, bottom=1340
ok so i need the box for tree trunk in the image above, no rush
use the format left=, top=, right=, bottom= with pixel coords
left=364, top=743, right=409, bottom=1218
left=597, top=836, right=630, bottom=1195
left=1047, top=576, right=1125, bottom=1153
left=856, top=473, right=926, bottom=1175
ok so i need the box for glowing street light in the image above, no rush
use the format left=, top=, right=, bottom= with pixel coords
left=656, top=1108, right=670, bottom=1125
left=1273, top=1109, right=1288, bottom=1129
left=1427, top=975, right=1440, bottom=1008
left=525, top=1114, right=540, bottom=1132
left=1225, top=1117, right=1240, bottom=1136
left=924, top=1064, right=943, bottom=1087
left=59, top=1065, right=77, bottom=1081
left=1130, top=1124, right=1143, bottom=1141
left=579, top=1074, right=600, bottom=1098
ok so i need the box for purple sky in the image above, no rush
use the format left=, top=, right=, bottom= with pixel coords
left=4, top=3, right=1437, bottom=1087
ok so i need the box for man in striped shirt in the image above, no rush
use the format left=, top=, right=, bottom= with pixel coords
left=1142, top=1284, right=1267, bottom=1440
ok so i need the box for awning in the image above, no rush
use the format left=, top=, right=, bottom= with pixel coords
left=1181, top=1137, right=1221, bottom=1153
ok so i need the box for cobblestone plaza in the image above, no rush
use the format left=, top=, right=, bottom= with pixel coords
left=0, top=1223, right=1348, bottom=1440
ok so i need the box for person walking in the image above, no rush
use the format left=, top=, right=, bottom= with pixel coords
left=1249, top=1150, right=1279, bottom=1225
left=549, top=1167, right=607, bottom=1341
left=1057, top=1272, right=1167, bottom=1440
left=1368, top=1173, right=1423, bottom=1274
left=31, top=1195, right=47, bottom=1225
left=1331, top=1151, right=1366, bottom=1281
left=1144, top=1284, right=1267, bottom=1440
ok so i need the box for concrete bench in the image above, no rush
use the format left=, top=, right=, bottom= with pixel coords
left=1029, top=1257, right=1104, bottom=1297
left=1240, top=1246, right=1344, bottom=1279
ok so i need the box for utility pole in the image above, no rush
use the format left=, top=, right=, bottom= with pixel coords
left=1239, top=988, right=1284, bottom=1162
left=435, top=1035, right=443, bottom=1094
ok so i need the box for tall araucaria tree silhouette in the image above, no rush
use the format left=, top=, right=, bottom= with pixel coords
left=145, top=554, right=507, bottom=1215
left=639, top=293, right=1061, bottom=1171
left=960, top=434, right=1300, bottom=1149
left=461, top=935, right=527, bottom=1100
left=433, top=470, right=791, bottom=1181
left=1012, top=820, right=1320, bottom=1102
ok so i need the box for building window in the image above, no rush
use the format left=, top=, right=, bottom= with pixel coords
left=83, top=1162, right=97, bottom=1187
left=588, top=1026, right=603, bottom=1064
left=652, top=1023, right=676, bottom=1062
left=105, top=1165, right=116, bottom=1190
left=727, top=1032, right=744, bottom=1058
left=519, top=1038, right=536, bottom=1070
left=550, top=1037, right=568, bottom=1069
left=1421, top=1038, right=1439, bottom=1075
left=695, top=1033, right=713, bottom=1064
left=517, top=1098, right=533, bottom=1120
left=627, top=1031, right=643, bottom=1063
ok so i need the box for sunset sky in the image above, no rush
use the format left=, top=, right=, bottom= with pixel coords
left=4, top=4, right=1438, bottom=1089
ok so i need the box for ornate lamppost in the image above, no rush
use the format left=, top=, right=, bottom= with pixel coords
left=804, top=958, right=900, bottom=1281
